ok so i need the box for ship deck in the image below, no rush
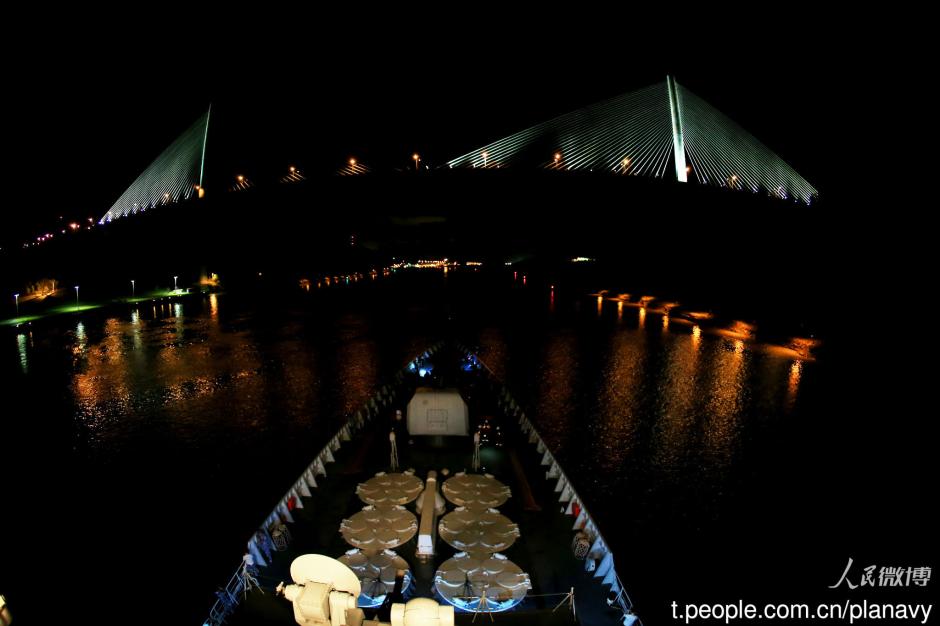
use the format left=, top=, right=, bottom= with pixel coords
left=227, top=351, right=623, bottom=626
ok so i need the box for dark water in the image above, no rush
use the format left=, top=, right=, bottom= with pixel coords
left=1, top=271, right=928, bottom=624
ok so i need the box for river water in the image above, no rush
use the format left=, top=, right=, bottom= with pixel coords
left=2, top=270, right=828, bottom=623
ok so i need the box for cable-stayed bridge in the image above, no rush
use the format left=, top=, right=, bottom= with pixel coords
left=99, top=77, right=816, bottom=225
left=447, top=77, right=817, bottom=203
left=100, top=108, right=210, bottom=224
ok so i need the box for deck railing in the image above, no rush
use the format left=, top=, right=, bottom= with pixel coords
left=461, top=344, right=641, bottom=625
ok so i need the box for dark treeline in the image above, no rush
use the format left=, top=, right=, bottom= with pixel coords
left=1, top=170, right=836, bottom=335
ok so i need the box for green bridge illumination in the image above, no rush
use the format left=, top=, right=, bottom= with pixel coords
left=1, top=290, right=188, bottom=328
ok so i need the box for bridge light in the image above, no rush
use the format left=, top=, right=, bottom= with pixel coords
left=349, top=158, right=357, bottom=166
left=289, top=166, right=296, bottom=173
left=482, top=151, right=488, bottom=167
left=554, top=152, right=561, bottom=163
left=237, top=175, right=244, bottom=182
left=686, top=166, right=692, bottom=173
left=413, top=153, right=420, bottom=171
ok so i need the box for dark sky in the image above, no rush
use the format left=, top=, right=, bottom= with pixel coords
left=4, top=21, right=865, bottom=248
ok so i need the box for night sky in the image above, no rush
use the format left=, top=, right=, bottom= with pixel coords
left=4, top=25, right=852, bottom=249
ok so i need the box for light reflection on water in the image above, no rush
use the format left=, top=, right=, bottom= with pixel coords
left=477, top=327, right=508, bottom=379
left=650, top=332, right=700, bottom=473
left=337, top=314, right=378, bottom=417
left=74, top=321, right=86, bottom=354
left=701, top=338, right=749, bottom=470
left=537, top=332, right=578, bottom=452
left=10, top=287, right=810, bottom=493
left=592, top=325, right=646, bottom=471
left=477, top=291, right=811, bottom=534
left=4, top=280, right=814, bottom=620
left=51, top=295, right=400, bottom=458
left=788, top=360, right=802, bottom=408
left=16, top=332, right=28, bottom=373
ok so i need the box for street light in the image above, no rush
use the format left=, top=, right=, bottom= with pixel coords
left=173, top=276, right=178, bottom=291
left=622, top=157, right=631, bottom=174
left=413, top=153, right=420, bottom=172
left=74, top=285, right=79, bottom=305
left=131, top=280, right=135, bottom=298
left=554, top=152, right=561, bottom=167
left=13, top=293, right=19, bottom=316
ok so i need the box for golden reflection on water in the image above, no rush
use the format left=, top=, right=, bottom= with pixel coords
left=337, top=315, right=378, bottom=416
left=638, top=306, right=646, bottom=329
left=594, top=327, right=647, bottom=471
left=74, top=318, right=131, bottom=416
left=538, top=333, right=578, bottom=451
left=651, top=332, right=700, bottom=469
left=787, top=360, right=802, bottom=408
left=72, top=299, right=266, bottom=435
left=691, top=325, right=702, bottom=351
left=209, top=294, right=218, bottom=320
left=662, top=314, right=669, bottom=331
left=478, top=328, right=508, bottom=379
left=596, top=295, right=603, bottom=316
left=617, top=301, right=623, bottom=322
left=274, top=327, right=320, bottom=428
left=701, top=339, right=749, bottom=468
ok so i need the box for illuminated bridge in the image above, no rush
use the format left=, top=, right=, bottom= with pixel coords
left=99, top=76, right=816, bottom=224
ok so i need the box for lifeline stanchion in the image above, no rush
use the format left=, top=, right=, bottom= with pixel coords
left=471, top=584, right=495, bottom=623
left=553, top=587, right=576, bottom=620
left=472, top=431, right=482, bottom=472
left=390, top=430, right=400, bottom=471
left=240, top=554, right=263, bottom=599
